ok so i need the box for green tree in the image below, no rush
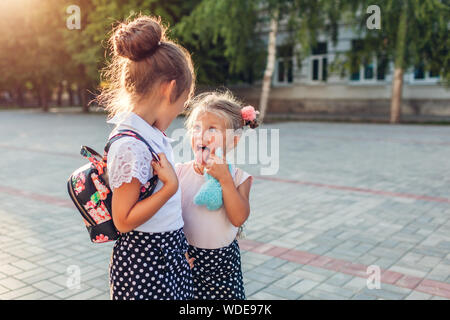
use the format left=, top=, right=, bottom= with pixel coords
left=343, top=0, right=450, bottom=123
left=175, top=0, right=353, bottom=123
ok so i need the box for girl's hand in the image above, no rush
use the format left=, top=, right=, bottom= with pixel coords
left=151, top=153, right=178, bottom=194
left=205, top=148, right=232, bottom=183
left=185, top=252, right=195, bottom=269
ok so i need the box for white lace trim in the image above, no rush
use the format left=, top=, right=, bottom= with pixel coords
left=107, top=137, right=153, bottom=191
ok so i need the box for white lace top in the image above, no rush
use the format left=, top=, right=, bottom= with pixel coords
left=106, top=112, right=183, bottom=233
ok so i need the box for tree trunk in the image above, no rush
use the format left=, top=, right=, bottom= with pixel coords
left=56, top=81, right=64, bottom=107
left=390, top=68, right=403, bottom=123
left=390, top=2, right=408, bottom=124
left=258, top=11, right=278, bottom=124
left=15, top=84, right=24, bottom=107
left=68, top=84, right=75, bottom=106
left=41, top=85, right=49, bottom=112
left=78, top=85, right=89, bottom=113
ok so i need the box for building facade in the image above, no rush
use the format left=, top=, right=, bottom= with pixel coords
left=232, top=24, right=450, bottom=119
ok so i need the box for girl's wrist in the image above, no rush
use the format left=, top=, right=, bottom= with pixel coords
left=218, top=173, right=233, bottom=186
left=161, top=181, right=178, bottom=197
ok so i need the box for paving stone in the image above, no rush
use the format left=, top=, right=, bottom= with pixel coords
left=290, top=279, right=320, bottom=295
left=2, top=112, right=450, bottom=300
left=405, top=291, right=433, bottom=300
left=32, top=280, right=65, bottom=294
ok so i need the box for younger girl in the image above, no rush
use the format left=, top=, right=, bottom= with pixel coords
left=98, top=15, right=195, bottom=300
left=176, top=91, right=258, bottom=300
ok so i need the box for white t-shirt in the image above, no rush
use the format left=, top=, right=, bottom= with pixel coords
left=175, top=160, right=252, bottom=249
left=106, top=112, right=184, bottom=233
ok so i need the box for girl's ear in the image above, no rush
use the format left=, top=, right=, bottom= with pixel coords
left=161, top=80, right=176, bottom=102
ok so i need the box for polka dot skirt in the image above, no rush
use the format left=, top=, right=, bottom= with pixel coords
left=109, top=228, right=193, bottom=300
left=187, top=239, right=245, bottom=300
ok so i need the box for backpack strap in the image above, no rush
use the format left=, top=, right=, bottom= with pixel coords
left=103, top=129, right=160, bottom=200
left=103, top=129, right=160, bottom=163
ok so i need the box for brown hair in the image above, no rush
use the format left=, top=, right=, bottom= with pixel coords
left=185, top=90, right=259, bottom=133
left=97, top=15, right=195, bottom=118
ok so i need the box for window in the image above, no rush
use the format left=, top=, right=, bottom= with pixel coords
left=275, top=44, right=294, bottom=85
left=412, top=63, right=439, bottom=83
left=310, top=42, right=328, bottom=82
left=349, top=40, right=388, bottom=83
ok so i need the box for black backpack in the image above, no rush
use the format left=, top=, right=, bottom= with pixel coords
left=67, top=129, right=159, bottom=243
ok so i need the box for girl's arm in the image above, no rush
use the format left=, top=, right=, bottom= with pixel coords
left=219, top=174, right=252, bottom=227
left=112, top=153, right=178, bottom=233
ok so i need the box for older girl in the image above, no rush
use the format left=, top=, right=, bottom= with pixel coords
left=98, top=15, right=195, bottom=300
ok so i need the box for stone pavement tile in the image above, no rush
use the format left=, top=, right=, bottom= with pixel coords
left=315, top=283, right=355, bottom=298
left=11, top=260, right=38, bottom=271
left=17, top=290, right=50, bottom=300
left=21, top=270, right=59, bottom=285
left=13, top=267, right=49, bottom=280
left=262, top=285, right=302, bottom=300
left=259, top=258, right=288, bottom=270
left=412, top=246, right=448, bottom=258
left=426, top=264, right=450, bottom=282
left=0, top=277, right=27, bottom=291
left=372, top=257, right=398, bottom=269
left=301, top=265, right=336, bottom=277
left=291, top=268, right=331, bottom=283
left=417, top=256, right=442, bottom=269
left=357, top=254, right=380, bottom=266
left=325, top=273, right=354, bottom=287
left=86, top=276, right=109, bottom=290
left=359, top=287, right=409, bottom=300
left=343, top=277, right=369, bottom=292
left=0, top=286, right=37, bottom=300
left=243, top=281, right=267, bottom=296
left=67, top=287, right=104, bottom=300
left=272, top=274, right=303, bottom=289
left=277, top=262, right=303, bottom=274
left=0, top=264, right=22, bottom=276
left=243, top=269, right=283, bottom=284
left=351, top=293, right=378, bottom=300
left=307, top=289, right=347, bottom=300
left=0, top=284, right=9, bottom=295
left=53, top=284, right=95, bottom=299
left=248, top=290, right=286, bottom=300
left=388, top=265, right=428, bottom=278
left=32, top=280, right=66, bottom=294
left=92, top=293, right=110, bottom=300
left=430, top=295, right=449, bottom=300
left=405, top=291, right=433, bottom=300
left=290, top=279, right=320, bottom=295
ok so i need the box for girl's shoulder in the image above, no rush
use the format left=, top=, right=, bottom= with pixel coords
left=175, top=160, right=194, bottom=177
left=233, top=167, right=253, bottom=188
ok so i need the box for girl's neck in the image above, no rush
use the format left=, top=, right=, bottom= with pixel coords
left=133, top=98, right=162, bottom=129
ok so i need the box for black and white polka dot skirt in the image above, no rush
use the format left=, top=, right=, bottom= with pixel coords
left=187, top=239, right=245, bottom=300
left=109, top=228, right=193, bottom=300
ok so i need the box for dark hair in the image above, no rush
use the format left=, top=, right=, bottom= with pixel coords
left=97, top=15, right=195, bottom=117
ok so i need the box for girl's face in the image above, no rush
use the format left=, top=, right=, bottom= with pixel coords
left=156, top=89, right=190, bottom=131
left=191, top=111, right=238, bottom=165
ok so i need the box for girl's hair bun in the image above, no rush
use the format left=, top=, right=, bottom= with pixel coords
left=113, top=16, right=165, bottom=62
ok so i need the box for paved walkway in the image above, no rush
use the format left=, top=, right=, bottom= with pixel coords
left=0, top=109, right=449, bottom=300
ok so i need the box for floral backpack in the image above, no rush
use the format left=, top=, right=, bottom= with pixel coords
left=67, top=129, right=159, bottom=243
